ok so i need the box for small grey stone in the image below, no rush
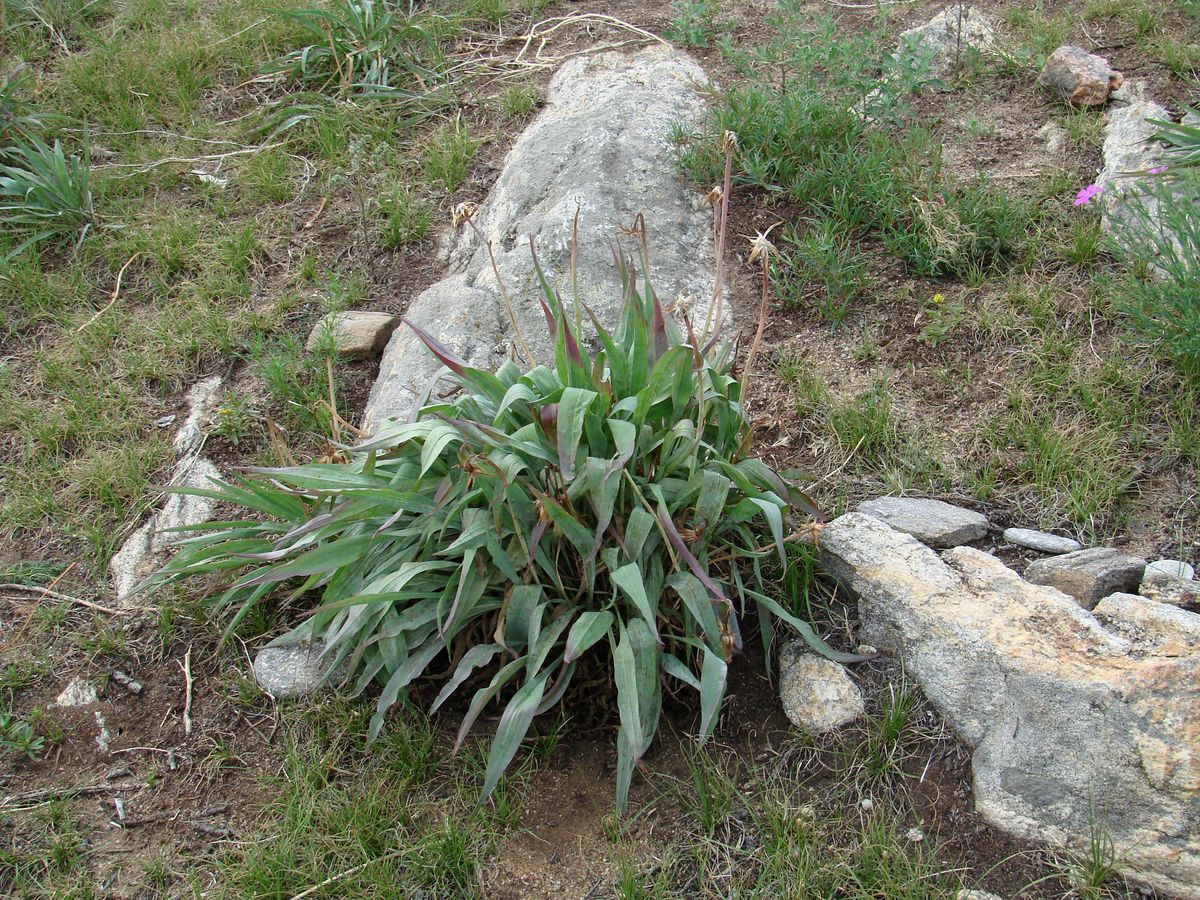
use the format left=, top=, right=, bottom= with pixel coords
left=857, top=497, right=987, bottom=548
left=1039, top=45, right=1122, bottom=107
left=55, top=677, right=99, bottom=708
left=1146, top=559, right=1195, bottom=581
left=778, top=641, right=864, bottom=734
left=957, top=892, right=1004, bottom=900
left=1002, top=527, right=1082, bottom=555
left=252, top=643, right=341, bottom=698
left=1025, top=547, right=1146, bottom=609
left=306, top=311, right=400, bottom=361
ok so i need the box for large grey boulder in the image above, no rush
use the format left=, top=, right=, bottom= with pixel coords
left=778, top=640, right=864, bottom=734
left=1025, top=547, right=1146, bottom=610
left=857, top=496, right=987, bottom=548
left=819, top=513, right=1200, bottom=899
left=363, top=46, right=717, bottom=432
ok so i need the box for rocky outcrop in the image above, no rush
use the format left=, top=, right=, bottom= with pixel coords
left=818, top=513, right=1200, bottom=899
left=363, top=46, right=718, bottom=433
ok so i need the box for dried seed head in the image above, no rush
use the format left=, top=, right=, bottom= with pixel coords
left=706, top=185, right=724, bottom=207
left=451, top=201, right=477, bottom=228
left=746, top=222, right=781, bottom=266
left=722, top=130, right=739, bottom=152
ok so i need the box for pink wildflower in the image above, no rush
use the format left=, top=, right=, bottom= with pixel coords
left=1074, top=183, right=1104, bottom=206
left=1148, top=165, right=1168, bottom=175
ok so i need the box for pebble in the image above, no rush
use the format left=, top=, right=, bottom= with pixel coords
left=1002, top=527, right=1082, bottom=555
left=905, top=826, right=926, bottom=843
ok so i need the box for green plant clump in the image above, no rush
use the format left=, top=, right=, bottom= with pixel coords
left=263, top=0, right=449, bottom=98
left=152, top=243, right=848, bottom=810
left=1111, top=168, right=1200, bottom=372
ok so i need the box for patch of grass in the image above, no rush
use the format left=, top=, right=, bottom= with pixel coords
left=212, top=703, right=508, bottom=897
left=0, top=801, right=98, bottom=896
left=421, top=117, right=479, bottom=192
left=500, top=82, right=537, bottom=120
left=647, top=744, right=965, bottom=897
left=377, top=184, right=431, bottom=249
left=778, top=365, right=945, bottom=495
left=774, top=221, right=871, bottom=327
left=683, top=10, right=1038, bottom=280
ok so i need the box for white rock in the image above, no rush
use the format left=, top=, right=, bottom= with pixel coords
left=94, top=711, right=112, bottom=754
left=777, top=641, right=865, bottom=734
left=1037, top=122, right=1066, bottom=156
left=110, top=457, right=222, bottom=602
left=55, top=677, right=99, bottom=708
left=819, top=513, right=1200, bottom=900
left=1096, top=102, right=1199, bottom=257
left=957, top=892, right=1004, bottom=900
left=905, top=826, right=925, bottom=843
left=173, top=376, right=223, bottom=456
left=857, top=497, right=987, bottom=548
left=1002, top=527, right=1081, bottom=555
left=364, top=46, right=718, bottom=433
left=253, top=643, right=342, bottom=698
left=1147, top=559, right=1195, bottom=581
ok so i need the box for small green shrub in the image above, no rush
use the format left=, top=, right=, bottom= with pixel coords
left=152, top=245, right=848, bottom=810
left=666, top=0, right=718, bottom=48
left=0, top=709, right=45, bottom=759
left=773, top=221, right=870, bottom=326
left=263, top=0, right=448, bottom=98
left=0, top=136, right=96, bottom=266
left=377, top=186, right=431, bottom=249
left=1110, top=169, right=1200, bottom=370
